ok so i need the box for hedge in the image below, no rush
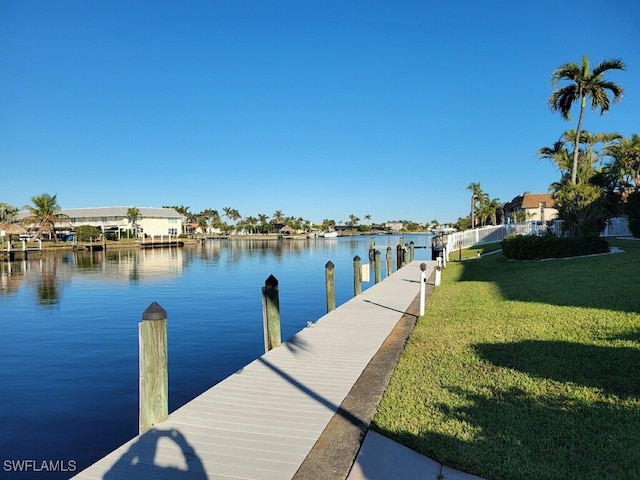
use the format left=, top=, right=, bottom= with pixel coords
left=501, top=234, right=610, bottom=260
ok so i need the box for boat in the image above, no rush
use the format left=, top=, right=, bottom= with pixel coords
left=323, top=230, right=338, bottom=238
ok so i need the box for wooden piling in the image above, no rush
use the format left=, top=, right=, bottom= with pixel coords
left=396, top=245, right=402, bottom=270
left=409, top=241, right=415, bottom=262
left=386, top=247, right=392, bottom=277
left=374, top=250, right=381, bottom=284
left=325, top=261, right=335, bottom=313
left=262, top=275, right=281, bottom=352
left=353, top=255, right=362, bottom=296
left=139, top=301, right=168, bottom=434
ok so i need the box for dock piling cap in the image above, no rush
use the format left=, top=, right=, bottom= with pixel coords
left=420, top=263, right=427, bottom=271
left=142, top=301, right=167, bottom=321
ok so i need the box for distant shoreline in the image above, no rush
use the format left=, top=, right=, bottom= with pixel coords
left=3, top=230, right=434, bottom=252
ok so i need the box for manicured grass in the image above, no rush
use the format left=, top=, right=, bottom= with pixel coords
left=373, top=238, right=640, bottom=480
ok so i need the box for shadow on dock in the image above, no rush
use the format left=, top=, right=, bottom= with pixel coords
left=103, top=427, right=206, bottom=479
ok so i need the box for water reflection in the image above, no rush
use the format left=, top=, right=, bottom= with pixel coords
left=1, top=236, right=432, bottom=307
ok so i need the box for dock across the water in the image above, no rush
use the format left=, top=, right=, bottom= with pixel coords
left=71, top=260, right=437, bottom=480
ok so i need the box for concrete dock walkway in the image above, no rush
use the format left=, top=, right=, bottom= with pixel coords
left=71, top=260, right=437, bottom=480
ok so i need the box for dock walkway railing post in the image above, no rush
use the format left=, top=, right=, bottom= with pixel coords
left=374, top=250, right=381, bottom=284
left=325, top=261, right=335, bottom=312
left=353, top=255, right=362, bottom=296
left=262, top=275, right=282, bottom=352
left=139, top=302, right=168, bottom=434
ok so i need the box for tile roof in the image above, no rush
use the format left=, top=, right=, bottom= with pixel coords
left=521, top=193, right=555, bottom=209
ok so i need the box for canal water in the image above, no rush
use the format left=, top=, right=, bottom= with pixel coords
left=0, top=234, right=434, bottom=478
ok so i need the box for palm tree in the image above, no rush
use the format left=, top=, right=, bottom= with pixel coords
left=604, top=133, right=640, bottom=197
left=488, top=198, right=502, bottom=225
left=538, top=137, right=573, bottom=184
left=245, top=216, right=258, bottom=234
left=222, top=207, right=233, bottom=225
left=196, top=215, right=208, bottom=237
left=548, top=55, right=625, bottom=185
left=21, top=193, right=69, bottom=242
left=127, top=207, right=142, bottom=238
left=466, top=182, right=483, bottom=229
left=0, top=203, right=18, bottom=223
left=257, top=213, right=269, bottom=233
left=272, top=210, right=285, bottom=224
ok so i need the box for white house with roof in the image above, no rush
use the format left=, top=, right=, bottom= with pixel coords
left=20, top=206, right=184, bottom=238
left=64, top=206, right=184, bottom=237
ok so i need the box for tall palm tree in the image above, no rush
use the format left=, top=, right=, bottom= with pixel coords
left=127, top=207, right=141, bottom=238
left=21, top=193, right=69, bottom=242
left=222, top=207, right=233, bottom=225
left=466, top=182, right=483, bottom=229
left=548, top=55, right=625, bottom=185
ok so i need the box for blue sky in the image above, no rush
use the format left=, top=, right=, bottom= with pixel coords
left=1, top=1, right=638, bottom=224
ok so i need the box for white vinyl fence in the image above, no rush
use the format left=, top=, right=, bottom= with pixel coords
left=445, top=225, right=507, bottom=260
left=444, top=217, right=633, bottom=259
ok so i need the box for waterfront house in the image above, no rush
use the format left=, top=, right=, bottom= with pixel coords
left=503, top=193, right=558, bottom=223
left=19, top=206, right=184, bottom=239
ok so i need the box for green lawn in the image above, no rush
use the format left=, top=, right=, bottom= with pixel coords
left=373, top=238, right=640, bottom=480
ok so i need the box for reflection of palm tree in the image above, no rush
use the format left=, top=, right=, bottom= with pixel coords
left=21, top=193, right=69, bottom=242
left=34, top=258, right=61, bottom=307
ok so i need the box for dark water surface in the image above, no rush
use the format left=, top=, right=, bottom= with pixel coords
left=0, top=234, right=433, bottom=478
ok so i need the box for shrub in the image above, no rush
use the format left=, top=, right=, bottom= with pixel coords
left=75, top=225, right=101, bottom=242
left=501, top=234, right=609, bottom=260
left=626, top=191, right=640, bottom=238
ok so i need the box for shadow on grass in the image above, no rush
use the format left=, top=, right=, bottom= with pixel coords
left=474, top=340, right=640, bottom=399
left=378, top=380, right=639, bottom=480
left=374, top=338, right=640, bottom=479
left=455, top=248, right=640, bottom=313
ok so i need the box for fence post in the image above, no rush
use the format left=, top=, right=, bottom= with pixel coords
left=325, top=261, right=335, bottom=312
left=435, top=257, right=442, bottom=286
left=353, top=255, right=362, bottom=296
left=262, top=275, right=281, bottom=352
left=374, top=250, right=381, bottom=283
left=386, top=247, right=392, bottom=277
left=139, top=301, right=168, bottom=434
